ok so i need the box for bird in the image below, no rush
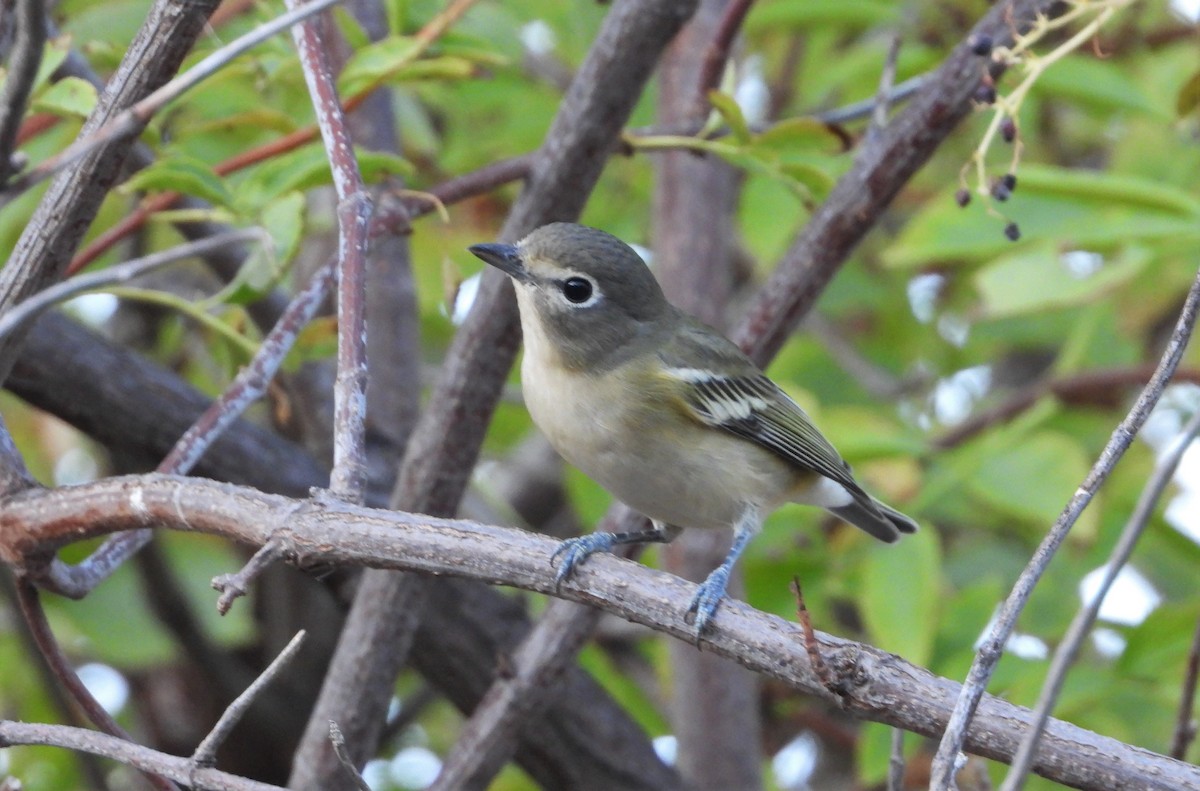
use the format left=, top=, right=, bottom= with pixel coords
left=469, top=223, right=916, bottom=635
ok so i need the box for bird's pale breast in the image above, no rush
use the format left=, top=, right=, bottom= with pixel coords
left=518, top=313, right=805, bottom=529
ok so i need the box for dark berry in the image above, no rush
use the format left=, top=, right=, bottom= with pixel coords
left=969, top=34, right=994, bottom=56
left=1001, top=117, right=1017, bottom=142
left=1001, top=173, right=1017, bottom=191
left=1004, top=222, right=1020, bottom=241
left=955, top=188, right=971, bottom=207
left=991, top=180, right=1011, bottom=202
left=974, top=84, right=996, bottom=104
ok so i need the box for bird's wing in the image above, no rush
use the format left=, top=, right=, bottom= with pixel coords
left=656, top=319, right=869, bottom=499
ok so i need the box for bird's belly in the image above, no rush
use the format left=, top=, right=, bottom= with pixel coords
left=522, top=360, right=795, bottom=530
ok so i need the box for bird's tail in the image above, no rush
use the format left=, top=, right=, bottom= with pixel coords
left=829, top=497, right=918, bottom=543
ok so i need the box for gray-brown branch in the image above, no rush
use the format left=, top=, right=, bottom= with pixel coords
left=0, top=473, right=1195, bottom=791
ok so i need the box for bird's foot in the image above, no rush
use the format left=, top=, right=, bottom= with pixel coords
left=550, top=533, right=618, bottom=588
left=685, top=564, right=732, bottom=639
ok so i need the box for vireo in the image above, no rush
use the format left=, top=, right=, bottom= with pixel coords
left=470, top=223, right=917, bottom=635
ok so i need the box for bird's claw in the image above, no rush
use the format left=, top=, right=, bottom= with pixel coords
left=550, top=533, right=617, bottom=589
left=685, top=565, right=732, bottom=640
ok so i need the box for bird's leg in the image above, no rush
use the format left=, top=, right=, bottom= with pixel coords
left=551, top=520, right=681, bottom=587
left=685, top=506, right=761, bottom=637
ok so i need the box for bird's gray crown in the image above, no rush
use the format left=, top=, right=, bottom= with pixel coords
left=518, top=223, right=669, bottom=322
left=503, top=223, right=675, bottom=371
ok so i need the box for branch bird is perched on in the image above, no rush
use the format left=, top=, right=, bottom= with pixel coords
left=470, top=223, right=917, bottom=635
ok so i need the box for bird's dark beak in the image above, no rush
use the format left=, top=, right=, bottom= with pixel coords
left=469, top=243, right=529, bottom=283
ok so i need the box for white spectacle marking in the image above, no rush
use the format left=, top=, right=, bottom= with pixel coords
left=563, top=284, right=603, bottom=309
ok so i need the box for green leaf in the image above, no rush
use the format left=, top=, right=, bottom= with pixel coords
left=974, top=244, right=1151, bottom=319
left=223, top=191, right=305, bottom=305
left=159, top=534, right=256, bottom=648
left=777, top=161, right=835, bottom=203
left=236, top=146, right=411, bottom=209
left=358, top=150, right=415, bottom=182
left=857, top=721, right=900, bottom=786
left=187, top=107, right=299, bottom=136
left=564, top=466, right=614, bottom=527
left=1018, top=166, right=1200, bottom=216
left=283, top=316, right=338, bottom=371
left=715, top=146, right=815, bottom=204
left=51, top=563, right=175, bottom=666
left=755, top=118, right=845, bottom=153
left=390, top=56, right=477, bottom=82
left=332, top=6, right=370, bottom=50
left=121, top=154, right=234, bottom=209
left=747, top=0, right=899, bottom=29
left=1034, top=56, right=1167, bottom=118
left=1178, top=70, right=1200, bottom=119
left=436, top=33, right=511, bottom=68
left=859, top=527, right=942, bottom=665
left=31, top=76, right=97, bottom=118
left=820, top=406, right=925, bottom=459
left=707, top=91, right=752, bottom=143
left=339, top=34, right=421, bottom=95
left=339, top=36, right=480, bottom=95
left=1119, top=600, right=1200, bottom=681
left=886, top=165, right=1200, bottom=267
left=29, top=37, right=73, bottom=95
left=970, top=431, right=1092, bottom=529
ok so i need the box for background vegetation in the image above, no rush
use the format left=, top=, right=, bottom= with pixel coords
left=1, top=0, right=1199, bottom=789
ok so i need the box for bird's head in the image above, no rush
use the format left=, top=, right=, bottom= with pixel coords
left=469, top=223, right=671, bottom=370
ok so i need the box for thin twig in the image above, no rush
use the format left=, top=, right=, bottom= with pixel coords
left=327, top=721, right=371, bottom=791
left=0, top=229, right=264, bottom=346
left=862, top=34, right=902, bottom=155
left=163, top=260, right=336, bottom=475
left=212, top=538, right=287, bottom=615
left=413, top=0, right=481, bottom=47
left=935, top=365, right=1200, bottom=450
left=793, top=577, right=839, bottom=697
left=693, top=0, right=756, bottom=115
left=1002, top=405, right=1200, bottom=791
left=417, top=154, right=534, bottom=213
left=930, top=263, right=1200, bottom=788
left=812, top=73, right=929, bottom=126
left=429, top=600, right=601, bottom=790
left=287, top=0, right=372, bottom=503
left=888, top=728, right=906, bottom=791
left=42, top=258, right=336, bottom=598
left=192, top=631, right=307, bottom=767
left=378, top=685, right=438, bottom=746
left=0, top=0, right=46, bottom=183
left=14, top=579, right=180, bottom=791
left=0, top=720, right=284, bottom=791
left=0, top=411, right=36, bottom=495
left=805, top=312, right=919, bottom=399
left=1172, top=613, right=1200, bottom=760
left=0, top=569, right=109, bottom=789
left=0, top=0, right=345, bottom=199
left=65, top=0, right=480, bottom=274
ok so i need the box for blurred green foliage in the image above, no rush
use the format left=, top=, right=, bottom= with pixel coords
left=3, top=0, right=1200, bottom=789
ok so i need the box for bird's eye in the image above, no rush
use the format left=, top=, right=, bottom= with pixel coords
left=561, top=277, right=593, bottom=304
